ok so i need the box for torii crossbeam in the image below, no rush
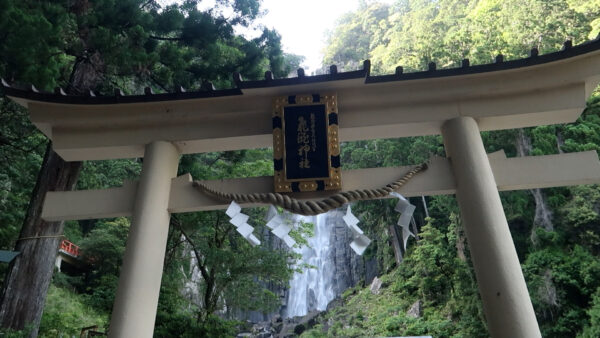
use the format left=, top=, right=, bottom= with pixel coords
left=5, top=38, right=600, bottom=337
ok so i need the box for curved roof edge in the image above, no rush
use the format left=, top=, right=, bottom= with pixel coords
left=2, top=37, right=599, bottom=105
left=1, top=82, right=243, bottom=105
left=367, top=38, right=600, bottom=83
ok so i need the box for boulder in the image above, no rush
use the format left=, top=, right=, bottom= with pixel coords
left=293, top=323, right=306, bottom=335
left=326, top=296, right=343, bottom=311
left=407, top=300, right=422, bottom=318
left=369, top=276, right=382, bottom=295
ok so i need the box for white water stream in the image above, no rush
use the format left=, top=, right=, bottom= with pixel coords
left=285, top=213, right=337, bottom=317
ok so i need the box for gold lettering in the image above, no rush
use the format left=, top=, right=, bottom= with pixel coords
left=310, top=113, right=317, bottom=151
left=297, top=116, right=311, bottom=169
left=299, top=159, right=310, bottom=168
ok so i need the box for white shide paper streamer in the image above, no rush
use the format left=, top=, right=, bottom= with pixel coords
left=344, top=205, right=371, bottom=256
left=225, top=201, right=261, bottom=246
left=265, top=206, right=297, bottom=248
left=391, top=192, right=416, bottom=251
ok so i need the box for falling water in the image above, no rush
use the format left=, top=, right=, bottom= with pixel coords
left=181, top=237, right=202, bottom=307
left=285, top=213, right=337, bottom=317
left=516, top=129, right=554, bottom=234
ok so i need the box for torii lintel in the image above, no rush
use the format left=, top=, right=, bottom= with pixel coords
left=3, top=39, right=600, bottom=162
left=41, top=150, right=600, bottom=222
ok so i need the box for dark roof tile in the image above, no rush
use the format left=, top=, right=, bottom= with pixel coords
left=264, top=70, right=274, bottom=81
left=366, top=38, right=600, bottom=84
left=2, top=38, right=599, bottom=104
left=530, top=48, right=539, bottom=57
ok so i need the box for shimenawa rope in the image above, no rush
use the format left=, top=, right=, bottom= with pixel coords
left=193, top=163, right=428, bottom=216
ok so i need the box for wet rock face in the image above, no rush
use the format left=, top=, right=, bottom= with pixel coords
left=233, top=209, right=381, bottom=337
left=233, top=226, right=289, bottom=323
left=236, top=311, right=323, bottom=338
left=286, top=210, right=365, bottom=318
left=365, top=257, right=378, bottom=285
left=236, top=209, right=373, bottom=326
left=328, top=210, right=364, bottom=295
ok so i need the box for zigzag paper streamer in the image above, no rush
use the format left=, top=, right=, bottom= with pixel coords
left=390, top=192, right=417, bottom=251
left=343, top=205, right=371, bottom=256
left=272, top=223, right=292, bottom=239
left=225, top=201, right=261, bottom=246
left=350, top=233, right=372, bottom=256
left=282, top=234, right=296, bottom=247
left=265, top=205, right=296, bottom=248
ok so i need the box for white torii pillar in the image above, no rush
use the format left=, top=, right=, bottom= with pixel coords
left=442, top=117, right=541, bottom=337
left=108, top=141, right=180, bottom=337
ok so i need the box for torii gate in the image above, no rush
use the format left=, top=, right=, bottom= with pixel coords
left=4, top=38, right=600, bottom=337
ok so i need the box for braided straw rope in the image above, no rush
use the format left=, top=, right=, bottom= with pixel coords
left=193, top=163, right=428, bottom=216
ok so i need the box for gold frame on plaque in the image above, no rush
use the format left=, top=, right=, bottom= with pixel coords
left=272, top=93, right=341, bottom=193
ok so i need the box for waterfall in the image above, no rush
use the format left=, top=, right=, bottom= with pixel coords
left=181, top=236, right=203, bottom=308
left=285, top=213, right=337, bottom=317
left=516, top=129, right=554, bottom=236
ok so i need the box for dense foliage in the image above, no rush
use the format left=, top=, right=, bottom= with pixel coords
left=0, top=0, right=300, bottom=335
left=323, top=0, right=600, bottom=74
left=298, top=97, right=600, bottom=337
left=304, top=1, right=600, bottom=336
left=1, top=0, right=599, bottom=336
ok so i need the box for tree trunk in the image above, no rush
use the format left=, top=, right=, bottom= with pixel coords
left=203, top=274, right=217, bottom=320
left=421, top=195, right=429, bottom=219
left=410, top=217, right=420, bottom=241
left=388, top=225, right=403, bottom=265
left=0, top=143, right=82, bottom=336
left=454, top=217, right=467, bottom=262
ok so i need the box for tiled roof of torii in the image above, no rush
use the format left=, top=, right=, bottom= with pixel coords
left=2, top=37, right=600, bottom=105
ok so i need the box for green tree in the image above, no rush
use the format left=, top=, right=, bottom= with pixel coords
left=323, top=2, right=391, bottom=72
left=581, top=286, right=600, bottom=337
left=322, top=1, right=600, bottom=336
left=171, top=150, right=297, bottom=321
left=77, top=218, right=130, bottom=312
left=523, top=232, right=600, bottom=336
left=174, top=211, right=295, bottom=319
left=0, top=0, right=294, bottom=334
left=38, top=285, right=108, bottom=337
left=325, top=0, right=599, bottom=74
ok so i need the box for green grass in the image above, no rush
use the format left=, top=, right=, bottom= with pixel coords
left=301, top=268, right=485, bottom=338
left=39, top=285, right=109, bottom=337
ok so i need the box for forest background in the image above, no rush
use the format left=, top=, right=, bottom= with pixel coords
left=1, top=0, right=600, bottom=337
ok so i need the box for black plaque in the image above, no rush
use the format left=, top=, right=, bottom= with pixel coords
left=283, top=104, right=329, bottom=180
left=272, top=94, right=341, bottom=192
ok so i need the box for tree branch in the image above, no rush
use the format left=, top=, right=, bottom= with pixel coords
left=149, top=35, right=183, bottom=41
left=172, top=217, right=210, bottom=282
left=149, top=75, right=169, bottom=93
left=140, top=0, right=154, bottom=10
left=216, top=214, right=233, bottom=247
